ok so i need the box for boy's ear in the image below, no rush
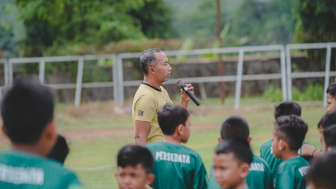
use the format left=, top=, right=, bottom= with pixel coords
left=279, top=139, right=286, bottom=151
left=247, top=137, right=252, bottom=143
left=217, top=136, right=222, bottom=142
left=177, top=124, right=184, bottom=135
left=1, top=124, right=7, bottom=137
left=146, top=173, right=155, bottom=185
left=239, top=163, right=250, bottom=178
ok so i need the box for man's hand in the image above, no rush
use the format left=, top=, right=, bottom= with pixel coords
left=180, top=83, right=194, bottom=108
left=135, top=120, right=151, bottom=145
left=301, top=143, right=322, bottom=158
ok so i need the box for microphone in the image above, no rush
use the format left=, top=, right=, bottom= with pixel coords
left=177, top=80, right=201, bottom=106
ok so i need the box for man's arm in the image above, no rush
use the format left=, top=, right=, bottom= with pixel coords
left=180, top=83, right=194, bottom=108
left=135, top=120, right=151, bottom=145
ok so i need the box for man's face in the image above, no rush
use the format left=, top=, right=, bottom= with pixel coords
left=327, top=94, right=336, bottom=111
left=181, top=117, right=191, bottom=143
left=151, top=52, right=172, bottom=83
left=115, top=164, right=153, bottom=189
left=213, top=153, right=246, bottom=189
left=272, top=129, right=281, bottom=158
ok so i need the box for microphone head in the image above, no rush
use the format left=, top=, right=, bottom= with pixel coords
left=177, top=80, right=185, bottom=87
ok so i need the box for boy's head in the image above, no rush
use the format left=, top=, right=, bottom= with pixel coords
left=213, top=139, right=253, bottom=189
left=307, top=151, right=336, bottom=189
left=322, top=125, right=336, bottom=151
left=1, top=78, right=56, bottom=156
left=273, top=101, right=301, bottom=119
left=47, top=134, right=69, bottom=164
left=326, top=81, right=336, bottom=111
left=116, top=145, right=154, bottom=189
left=220, top=115, right=250, bottom=142
left=157, top=103, right=190, bottom=143
left=272, top=115, right=308, bottom=159
left=317, top=110, right=336, bottom=151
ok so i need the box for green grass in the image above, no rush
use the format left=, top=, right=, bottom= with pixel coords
left=0, top=101, right=326, bottom=189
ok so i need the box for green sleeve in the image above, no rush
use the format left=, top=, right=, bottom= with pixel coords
left=62, top=172, right=84, bottom=189
left=193, top=155, right=208, bottom=189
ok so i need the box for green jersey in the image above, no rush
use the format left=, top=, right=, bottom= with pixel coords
left=147, top=142, right=207, bottom=189
left=208, top=154, right=272, bottom=189
left=274, top=157, right=309, bottom=189
left=0, top=151, right=83, bottom=189
left=260, top=140, right=313, bottom=177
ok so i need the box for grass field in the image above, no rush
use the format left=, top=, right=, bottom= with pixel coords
left=0, top=99, right=326, bottom=189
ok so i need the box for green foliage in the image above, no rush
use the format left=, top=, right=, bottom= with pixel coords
left=262, top=83, right=324, bottom=102
left=262, top=85, right=283, bottom=102
left=14, top=0, right=172, bottom=57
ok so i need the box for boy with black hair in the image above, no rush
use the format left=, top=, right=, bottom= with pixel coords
left=323, top=125, right=336, bottom=151
left=326, top=80, right=336, bottom=111
left=146, top=103, right=207, bottom=189
left=272, top=115, right=309, bottom=189
left=0, top=78, right=82, bottom=188
left=307, top=151, right=336, bottom=189
left=208, top=115, right=272, bottom=189
left=260, top=101, right=314, bottom=177
left=47, top=134, right=70, bottom=164
left=317, top=110, right=336, bottom=152
left=213, top=138, right=253, bottom=189
left=115, top=145, right=155, bottom=189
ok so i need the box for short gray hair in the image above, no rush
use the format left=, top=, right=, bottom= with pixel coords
left=140, top=48, right=162, bottom=75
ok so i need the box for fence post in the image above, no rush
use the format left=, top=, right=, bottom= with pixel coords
left=8, top=59, right=13, bottom=86
left=39, top=59, right=45, bottom=84
left=4, top=59, right=9, bottom=87
left=198, top=82, right=207, bottom=104
left=117, top=55, right=124, bottom=106
left=323, top=45, right=332, bottom=108
left=280, top=46, right=287, bottom=101
left=234, top=49, right=244, bottom=109
left=113, top=54, right=119, bottom=104
left=74, top=56, right=84, bottom=107
left=286, top=46, right=292, bottom=101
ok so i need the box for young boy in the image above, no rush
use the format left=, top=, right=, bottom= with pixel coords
left=0, top=78, right=82, bottom=188
left=326, top=80, right=336, bottom=111
left=272, top=115, right=309, bottom=189
left=307, top=151, right=336, bottom=189
left=317, top=110, right=336, bottom=152
left=260, top=101, right=314, bottom=177
left=115, top=145, right=155, bottom=189
left=47, top=134, right=69, bottom=164
left=323, top=125, right=336, bottom=151
left=213, top=138, right=253, bottom=189
left=146, top=103, right=207, bottom=189
left=208, top=115, right=272, bottom=189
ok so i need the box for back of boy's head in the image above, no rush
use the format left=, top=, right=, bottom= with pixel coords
left=326, top=81, right=336, bottom=98
left=1, top=78, right=54, bottom=144
left=307, top=151, right=336, bottom=189
left=47, top=134, right=69, bottom=164
left=157, top=103, right=189, bottom=135
left=323, top=125, right=336, bottom=149
left=220, top=115, right=249, bottom=141
left=215, top=138, right=253, bottom=165
left=274, top=115, right=308, bottom=151
left=273, top=101, right=301, bottom=119
left=117, top=145, right=153, bottom=173
left=318, top=110, right=336, bottom=129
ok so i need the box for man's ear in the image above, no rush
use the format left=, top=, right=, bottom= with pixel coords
left=146, top=173, right=155, bottom=185
left=150, top=66, right=155, bottom=74
left=1, top=124, right=8, bottom=137
left=239, top=163, right=250, bottom=178
left=217, top=136, right=222, bottom=142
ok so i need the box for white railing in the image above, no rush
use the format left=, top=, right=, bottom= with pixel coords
left=1, top=42, right=335, bottom=108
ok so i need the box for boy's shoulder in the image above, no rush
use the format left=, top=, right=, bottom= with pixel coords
left=0, top=151, right=82, bottom=188
left=278, top=157, right=309, bottom=176
left=260, top=140, right=272, bottom=153
left=252, top=154, right=270, bottom=166
left=147, top=142, right=202, bottom=158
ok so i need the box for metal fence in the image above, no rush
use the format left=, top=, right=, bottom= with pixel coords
left=1, top=42, right=335, bottom=108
